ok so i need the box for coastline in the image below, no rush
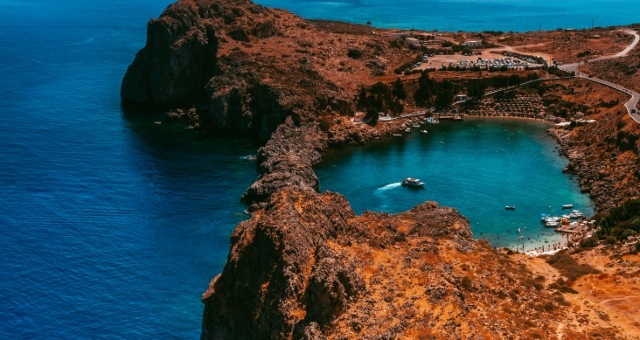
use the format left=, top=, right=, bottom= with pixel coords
left=462, top=114, right=555, bottom=126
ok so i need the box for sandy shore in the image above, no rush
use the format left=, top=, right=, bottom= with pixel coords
left=463, top=113, right=556, bottom=125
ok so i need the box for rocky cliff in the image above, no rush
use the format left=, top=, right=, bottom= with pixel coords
left=121, top=0, right=406, bottom=140
left=203, top=186, right=619, bottom=339
left=121, top=1, right=640, bottom=338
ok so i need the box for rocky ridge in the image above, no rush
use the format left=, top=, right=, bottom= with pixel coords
left=203, top=187, right=607, bottom=339
left=121, top=0, right=411, bottom=140
left=120, top=0, right=640, bottom=338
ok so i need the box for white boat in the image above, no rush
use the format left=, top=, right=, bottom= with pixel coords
left=420, top=130, right=428, bottom=134
left=402, top=177, right=425, bottom=189
left=412, top=123, right=421, bottom=128
left=404, top=128, right=412, bottom=133
left=379, top=116, right=394, bottom=122
left=542, top=215, right=561, bottom=224
left=505, top=205, right=516, bottom=210
left=569, top=210, right=583, bottom=219
left=562, top=204, right=573, bottom=209
left=545, top=220, right=560, bottom=228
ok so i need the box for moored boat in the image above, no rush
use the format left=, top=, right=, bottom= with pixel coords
left=569, top=210, right=583, bottom=219
left=545, top=220, right=560, bottom=228
left=402, top=177, right=425, bottom=189
left=562, top=204, right=573, bottom=209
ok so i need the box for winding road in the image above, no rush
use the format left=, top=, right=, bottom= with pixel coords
left=559, top=29, right=640, bottom=124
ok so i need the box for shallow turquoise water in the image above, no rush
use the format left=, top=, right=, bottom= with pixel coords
left=254, top=0, right=640, bottom=32
left=315, top=119, right=594, bottom=251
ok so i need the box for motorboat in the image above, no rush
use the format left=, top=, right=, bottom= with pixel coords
left=420, top=130, right=428, bottom=134
left=402, top=178, right=425, bottom=189
left=562, top=204, right=573, bottom=209
left=569, top=210, right=583, bottom=219
left=545, top=220, right=560, bottom=228
left=505, top=205, right=516, bottom=210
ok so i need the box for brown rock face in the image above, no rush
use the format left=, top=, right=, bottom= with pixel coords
left=201, top=188, right=362, bottom=339
left=121, top=0, right=361, bottom=139
left=202, top=186, right=601, bottom=339
left=121, top=1, right=218, bottom=108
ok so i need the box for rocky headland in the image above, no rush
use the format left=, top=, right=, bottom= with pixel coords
left=122, top=0, right=640, bottom=338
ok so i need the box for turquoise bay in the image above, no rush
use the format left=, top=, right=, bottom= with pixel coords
left=315, top=119, right=594, bottom=251
left=254, top=0, right=640, bottom=32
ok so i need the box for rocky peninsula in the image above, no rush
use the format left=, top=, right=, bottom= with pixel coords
left=122, top=0, right=640, bottom=338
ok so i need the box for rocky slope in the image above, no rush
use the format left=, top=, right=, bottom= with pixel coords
left=544, top=79, right=640, bottom=211
left=121, top=0, right=412, bottom=140
left=203, top=187, right=617, bottom=339
left=120, top=1, right=640, bottom=338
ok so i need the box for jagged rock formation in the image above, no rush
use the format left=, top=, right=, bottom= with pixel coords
left=121, top=0, right=402, bottom=140
left=203, top=187, right=611, bottom=339
left=241, top=117, right=326, bottom=206
left=121, top=1, right=218, bottom=108
left=121, top=1, right=640, bottom=338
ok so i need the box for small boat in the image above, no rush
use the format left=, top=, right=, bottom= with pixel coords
left=545, top=220, right=560, bottom=228
left=402, top=177, right=425, bottom=189
left=392, top=133, right=402, bottom=137
left=505, top=205, right=516, bottom=210
left=542, top=215, right=560, bottom=224
left=569, top=210, right=583, bottom=219
left=562, top=204, right=573, bottom=209
left=412, top=123, right=421, bottom=128
left=404, top=128, right=411, bottom=133
left=379, top=116, right=394, bottom=122
left=420, top=130, right=428, bottom=134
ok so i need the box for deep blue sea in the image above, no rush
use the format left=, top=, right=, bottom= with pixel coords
left=0, top=0, right=627, bottom=338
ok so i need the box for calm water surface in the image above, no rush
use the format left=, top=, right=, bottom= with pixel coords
left=315, top=119, right=594, bottom=250
left=0, top=0, right=616, bottom=337
left=254, top=0, right=640, bottom=32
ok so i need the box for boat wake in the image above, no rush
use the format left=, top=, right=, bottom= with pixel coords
left=376, top=182, right=402, bottom=191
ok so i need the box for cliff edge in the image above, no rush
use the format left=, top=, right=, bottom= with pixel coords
left=121, top=0, right=400, bottom=139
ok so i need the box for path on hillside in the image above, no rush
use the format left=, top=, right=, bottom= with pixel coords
left=598, top=294, right=640, bottom=305
left=559, top=29, right=640, bottom=123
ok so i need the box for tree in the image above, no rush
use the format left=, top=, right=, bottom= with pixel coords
left=434, top=80, right=454, bottom=108
left=392, top=78, right=407, bottom=101
left=413, top=71, right=433, bottom=107
left=364, top=107, right=378, bottom=126
left=356, top=85, right=369, bottom=110
left=467, top=80, right=486, bottom=100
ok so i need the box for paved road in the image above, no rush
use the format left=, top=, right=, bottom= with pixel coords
left=559, top=29, right=640, bottom=124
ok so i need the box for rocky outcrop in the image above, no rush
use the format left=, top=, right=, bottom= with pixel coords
left=201, top=188, right=363, bottom=339
left=550, top=111, right=640, bottom=212
left=121, top=1, right=218, bottom=108
left=202, top=186, right=598, bottom=339
left=121, top=0, right=368, bottom=139
left=241, top=117, right=326, bottom=206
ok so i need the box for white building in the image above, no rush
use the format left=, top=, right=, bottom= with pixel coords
left=405, top=37, right=420, bottom=47
left=462, top=40, right=482, bottom=47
